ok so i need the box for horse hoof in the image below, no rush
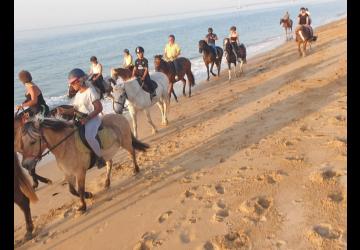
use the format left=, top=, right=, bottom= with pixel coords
left=32, top=183, right=38, bottom=190
left=76, top=204, right=87, bottom=212
left=24, top=232, right=33, bottom=241
left=46, top=179, right=53, bottom=185
left=104, top=180, right=110, bottom=189
left=133, top=167, right=140, bottom=174
left=84, top=192, right=93, bottom=199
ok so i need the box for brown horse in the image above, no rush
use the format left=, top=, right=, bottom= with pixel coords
left=14, top=111, right=53, bottom=189
left=198, top=40, right=223, bottom=81
left=14, top=152, right=38, bottom=240
left=280, top=18, right=293, bottom=40
left=154, top=55, right=195, bottom=101
left=223, top=38, right=246, bottom=81
left=295, top=25, right=317, bottom=57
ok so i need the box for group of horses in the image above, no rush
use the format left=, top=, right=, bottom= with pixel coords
left=14, top=16, right=317, bottom=241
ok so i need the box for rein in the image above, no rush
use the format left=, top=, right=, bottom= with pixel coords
left=33, top=125, right=78, bottom=164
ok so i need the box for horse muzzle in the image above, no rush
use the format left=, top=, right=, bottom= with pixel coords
left=22, top=157, right=38, bottom=172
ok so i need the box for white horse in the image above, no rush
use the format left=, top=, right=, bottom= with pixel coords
left=110, top=68, right=170, bottom=138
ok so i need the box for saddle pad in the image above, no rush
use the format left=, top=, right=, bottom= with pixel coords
left=75, top=127, right=117, bottom=154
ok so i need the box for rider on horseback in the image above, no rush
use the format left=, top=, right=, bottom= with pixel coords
left=68, top=68, right=106, bottom=168
left=89, top=56, right=105, bottom=98
left=205, top=27, right=219, bottom=59
left=297, top=7, right=314, bottom=39
left=283, top=11, right=290, bottom=21
left=132, top=46, right=157, bottom=100
left=229, top=26, right=241, bottom=60
left=123, top=49, right=134, bottom=69
left=164, top=34, right=181, bottom=81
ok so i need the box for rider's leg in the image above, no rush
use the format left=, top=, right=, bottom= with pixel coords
left=84, top=116, right=106, bottom=168
left=144, top=76, right=156, bottom=99
left=211, top=44, right=218, bottom=58
left=172, top=61, right=179, bottom=81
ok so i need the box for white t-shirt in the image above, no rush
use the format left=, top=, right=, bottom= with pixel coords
left=91, top=63, right=102, bottom=74
left=72, top=86, right=100, bottom=114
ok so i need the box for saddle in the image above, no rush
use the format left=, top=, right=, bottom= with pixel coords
left=136, top=78, right=158, bottom=93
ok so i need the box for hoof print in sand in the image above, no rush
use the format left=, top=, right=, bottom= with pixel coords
left=313, top=224, right=342, bottom=239
left=158, top=211, right=173, bottom=223
left=215, top=184, right=225, bottom=194
left=239, top=196, right=273, bottom=222
left=212, top=231, right=251, bottom=250
left=328, top=192, right=344, bottom=203
left=133, top=231, right=163, bottom=250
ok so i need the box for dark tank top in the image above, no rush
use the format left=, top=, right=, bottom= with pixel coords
left=298, top=14, right=308, bottom=25
left=24, top=92, right=50, bottom=116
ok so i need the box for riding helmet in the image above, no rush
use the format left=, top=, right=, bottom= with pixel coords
left=68, top=68, right=86, bottom=84
left=135, top=46, right=144, bottom=53
left=208, top=27, right=213, bottom=33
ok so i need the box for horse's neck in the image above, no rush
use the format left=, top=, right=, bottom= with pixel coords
left=160, top=60, right=171, bottom=74
left=124, top=78, right=145, bottom=100
left=42, top=127, right=75, bottom=159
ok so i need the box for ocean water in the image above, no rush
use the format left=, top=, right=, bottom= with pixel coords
left=14, top=0, right=346, bottom=113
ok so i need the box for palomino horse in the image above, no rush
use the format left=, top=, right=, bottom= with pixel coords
left=223, top=38, right=247, bottom=81
left=198, top=40, right=224, bottom=81
left=16, top=115, right=149, bottom=212
left=14, top=110, right=53, bottom=189
left=14, top=152, right=38, bottom=240
left=154, top=55, right=195, bottom=101
left=110, top=69, right=170, bottom=138
left=280, top=18, right=293, bottom=40
left=295, top=25, right=317, bottom=57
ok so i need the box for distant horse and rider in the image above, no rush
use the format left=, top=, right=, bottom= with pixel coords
left=295, top=7, right=317, bottom=57
left=280, top=11, right=293, bottom=41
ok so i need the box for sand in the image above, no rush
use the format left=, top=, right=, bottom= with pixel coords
left=14, top=18, right=347, bottom=249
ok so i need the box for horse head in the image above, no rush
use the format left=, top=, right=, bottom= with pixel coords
left=154, top=55, right=164, bottom=70
left=198, top=40, right=207, bottom=53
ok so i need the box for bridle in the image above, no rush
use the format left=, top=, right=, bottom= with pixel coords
left=22, top=122, right=78, bottom=165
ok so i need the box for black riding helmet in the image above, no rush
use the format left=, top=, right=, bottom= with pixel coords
left=300, top=7, right=306, bottom=11
left=135, top=46, right=144, bottom=54
left=68, top=68, right=86, bottom=84
left=208, top=27, right=213, bottom=33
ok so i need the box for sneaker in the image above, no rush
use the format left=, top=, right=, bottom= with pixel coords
left=97, top=157, right=106, bottom=169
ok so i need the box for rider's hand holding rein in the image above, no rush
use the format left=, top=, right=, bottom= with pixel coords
left=80, top=100, right=102, bottom=125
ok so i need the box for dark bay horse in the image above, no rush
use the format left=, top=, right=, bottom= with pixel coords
left=14, top=152, right=38, bottom=240
left=223, top=38, right=247, bottom=81
left=295, top=25, right=317, bottom=57
left=198, top=40, right=223, bottom=81
left=154, top=55, right=195, bottom=101
left=280, top=18, right=293, bottom=40
left=67, top=76, right=113, bottom=99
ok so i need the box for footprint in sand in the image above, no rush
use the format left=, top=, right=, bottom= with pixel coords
left=180, top=229, right=195, bottom=243
left=313, top=224, right=342, bottom=239
left=133, top=231, right=163, bottom=250
left=215, top=184, right=225, bottom=194
left=212, top=200, right=229, bottom=222
left=212, top=231, right=251, bottom=249
left=328, top=192, right=344, bottom=203
left=158, top=211, right=173, bottom=223
left=239, top=196, right=273, bottom=222
left=321, top=169, right=343, bottom=180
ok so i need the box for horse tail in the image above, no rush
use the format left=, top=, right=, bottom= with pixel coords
left=187, top=70, right=195, bottom=86
left=131, top=134, right=150, bottom=152
left=14, top=153, right=38, bottom=203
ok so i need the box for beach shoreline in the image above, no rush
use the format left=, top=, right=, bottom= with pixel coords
left=15, top=18, right=347, bottom=250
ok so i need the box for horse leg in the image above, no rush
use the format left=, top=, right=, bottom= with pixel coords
left=156, top=102, right=165, bottom=125
left=123, top=138, right=140, bottom=174
left=206, top=63, right=210, bottom=81
left=217, top=61, right=221, bottom=76
left=144, top=109, right=157, bottom=134
left=210, top=62, right=216, bottom=76
left=298, top=42, right=302, bottom=57
left=29, top=169, right=39, bottom=189
left=182, top=79, right=186, bottom=97
left=129, top=108, right=138, bottom=138
left=163, top=99, right=169, bottom=125
left=14, top=188, right=33, bottom=240
left=228, top=63, right=232, bottom=81
left=67, top=175, right=79, bottom=197
left=104, top=160, right=112, bottom=189
left=76, top=171, right=87, bottom=212
left=303, top=41, right=307, bottom=57
left=239, top=60, right=244, bottom=74
left=33, top=172, right=52, bottom=185
left=172, top=88, right=178, bottom=102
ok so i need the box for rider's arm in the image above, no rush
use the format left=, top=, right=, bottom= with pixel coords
left=131, top=65, right=137, bottom=78
left=22, top=86, right=38, bottom=108
left=87, top=100, right=103, bottom=121
left=214, top=34, right=218, bottom=40
left=142, top=67, right=148, bottom=81
left=297, top=16, right=300, bottom=25
left=163, top=46, right=169, bottom=60
left=176, top=44, right=181, bottom=56
left=306, top=16, right=309, bottom=25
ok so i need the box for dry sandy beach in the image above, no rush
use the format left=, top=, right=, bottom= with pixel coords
left=15, top=18, right=347, bottom=249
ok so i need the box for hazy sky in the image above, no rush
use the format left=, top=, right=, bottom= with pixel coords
left=15, top=0, right=303, bottom=31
